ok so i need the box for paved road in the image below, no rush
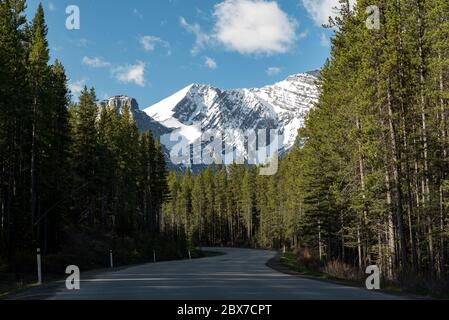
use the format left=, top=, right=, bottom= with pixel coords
left=12, top=248, right=405, bottom=300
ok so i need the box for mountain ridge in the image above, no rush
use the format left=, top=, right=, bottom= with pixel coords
left=144, top=72, right=319, bottom=158
left=100, top=71, right=319, bottom=168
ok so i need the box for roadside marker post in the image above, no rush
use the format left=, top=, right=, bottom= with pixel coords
left=188, top=250, right=192, bottom=260
left=110, top=250, right=114, bottom=269
left=36, top=248, right=42, bottom=285
left=153, top=250, right=156, bottom=263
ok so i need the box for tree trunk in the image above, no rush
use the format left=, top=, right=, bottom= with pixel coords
left=385, top=167, right=396, bottom=279
left=30, top=96, right=38, bottom=248
left=386, top=83, right=409, bottom=272
left=438, top=52, right=447, bottom=275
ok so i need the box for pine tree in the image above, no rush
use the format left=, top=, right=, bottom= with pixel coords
left=179, top=169, right=193, bottom=240
left=214, top=165, right=228, bottom=244
left=96, top=105, right=118, bottom=228
left=240, top=167, right=257, bottom=244
left=28, top=2, right=52, bottom=251
left=162, top=171, right=181, bottom=238
left=152, top=139, right=168, bottom=233
left=191, top=171, right=205, bottom=244
left=70, top=87, right=98, bottom=226
left=0, top=0, right=29, bottom=257
left=203, top=167, right=216, bottom=244
left=40, top=59, right=71, bottom=252
left=425, top=0, right=449, bottom=277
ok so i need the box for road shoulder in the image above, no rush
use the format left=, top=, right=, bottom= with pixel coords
left=266, top=252, right=428, bottom=300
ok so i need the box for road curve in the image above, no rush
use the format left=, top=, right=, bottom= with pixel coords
left=11, top=248, right=405, bottom=300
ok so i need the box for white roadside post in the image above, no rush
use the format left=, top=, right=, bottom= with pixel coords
left=36, top=248, right=42, bottom=285
left=110, top=250, right=114, bottom=269
left=188, top=250, right=192, bottom=260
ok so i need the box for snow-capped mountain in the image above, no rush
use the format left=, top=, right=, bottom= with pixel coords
left=251, top=72, right=319, bottom=149
left=143, top=72, right=319, bottom=164
left=100, top=72, right=319, bottom=169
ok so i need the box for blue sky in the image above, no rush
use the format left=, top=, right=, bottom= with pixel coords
left=26, top=0, right=339, bottom=108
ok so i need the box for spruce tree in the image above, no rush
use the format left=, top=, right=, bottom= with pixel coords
left=70, top=87, right=98, bottom=226
left=28, top=2, right=51, bottom=251
left=0, top=0, right=29, bottom=257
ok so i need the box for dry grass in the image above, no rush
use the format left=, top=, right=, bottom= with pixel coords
left=293, top=247, right=323, bottom=272
left=321, top=260, right=361, bottom=281
left=281, top=249, right=449, bottom=298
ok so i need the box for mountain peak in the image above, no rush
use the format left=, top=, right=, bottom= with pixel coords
left=99, top=95, right=171, bottom=139
left=305, top=69, right=321, bottom=77
left=146, top=84, right=195, bottom=122
left=141, top=72, right=319, bottom=163
left=99, top=95, right=139, bottom=112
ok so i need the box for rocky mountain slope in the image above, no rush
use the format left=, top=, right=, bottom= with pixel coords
left=100, top=71, right=319, bottom=168
left=99, top=95, right=171, bottom=138
left=144, top=72, right=319, bottom=163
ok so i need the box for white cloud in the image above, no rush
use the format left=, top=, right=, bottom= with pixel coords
left=48, top=2, right=56, bottom=12
left=320, top=33, right=330, bottom=47
left=82, top=56, right=110, bottom=68
left=139, top=35, right=171, bottom=55
left=111, top=61, right=146, bottom=87
left=133, top=8, right=143, bottom=19
left=180, top=17, right=211, bottom=55
left=302, top=0, right=356, bottom=26
left=180, top=0, right=300, bottom=56
left=71, top=38, right=92, bottom=47
left=298, top=30, right=309, bottom=40
left=69, top=79, right=87, bottom=97
left=266, top=67, right=282, bottom=76
left=140, top=36, right=159, bottom=51
left=212, top=0, right=297, bottom=55
left=205, top=57, right=217, bottom=70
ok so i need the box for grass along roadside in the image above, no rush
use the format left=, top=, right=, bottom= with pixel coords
left=272, top=252, right=362, bottom=286
left=0, top=268, right=62, bottom=300
left=275, top=252, right=447, bottom=300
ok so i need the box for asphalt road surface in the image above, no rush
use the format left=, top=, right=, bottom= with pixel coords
left=11, top=248, right=406, bottom=300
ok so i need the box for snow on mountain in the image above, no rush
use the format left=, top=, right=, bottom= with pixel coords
left=251, top=72, right=319, bottom=149
left=143, top=72, right=319, bottom=165
left=149, top=84, right=194, bottom=123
